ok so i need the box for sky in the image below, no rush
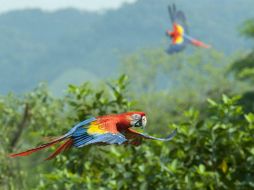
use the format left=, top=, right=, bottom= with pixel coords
left=0, top=0, right=137, bottom=13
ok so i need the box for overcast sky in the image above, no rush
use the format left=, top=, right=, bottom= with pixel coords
left=0, top=0, right=137, bottom=13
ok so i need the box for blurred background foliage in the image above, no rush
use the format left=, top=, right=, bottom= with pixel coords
left=1, top=1, right=254, bottom=189
left=0, top=0, right=254, bottom=94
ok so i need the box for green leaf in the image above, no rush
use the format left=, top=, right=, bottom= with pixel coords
left=207, top=98, right=217, bottom=106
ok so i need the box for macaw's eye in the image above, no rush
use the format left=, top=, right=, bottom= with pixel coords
left=132, top=114, right=141, bottom=120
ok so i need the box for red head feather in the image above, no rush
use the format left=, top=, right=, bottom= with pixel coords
left=96, top=112, right=146, bottom=130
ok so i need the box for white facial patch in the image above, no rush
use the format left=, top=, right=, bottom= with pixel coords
left=132, top=114, right=141, bottom=120
left=142, top=116, right=147, bottom=127
left=130, top=114, right=141, bottom=126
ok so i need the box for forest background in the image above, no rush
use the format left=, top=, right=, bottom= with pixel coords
left=0, top=0, right=254, bottom=189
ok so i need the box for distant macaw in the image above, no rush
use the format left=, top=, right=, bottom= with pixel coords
left=9, top=112, right=177, bottom=160
left=166, top=4, right=211, bottom=54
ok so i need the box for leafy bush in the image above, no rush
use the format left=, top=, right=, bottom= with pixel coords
left=1, top=75, right=254, bottom=190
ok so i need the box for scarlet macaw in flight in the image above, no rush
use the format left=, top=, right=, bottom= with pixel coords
left=9, top=112, right=177, bottom=160
left=166, top=4, right=211, bottom=54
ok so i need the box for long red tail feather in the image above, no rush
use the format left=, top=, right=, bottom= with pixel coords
left=45, top=139, right=73, bottom=160
left=9, top=136, right=66, bottom=158
left=191, top=39, right=211, bottom=48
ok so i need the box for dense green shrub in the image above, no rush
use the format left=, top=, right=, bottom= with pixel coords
left=1, top=75, right=253, bottom=189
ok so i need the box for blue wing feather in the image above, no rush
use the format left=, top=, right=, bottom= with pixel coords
left=73, top=133, right=127, bottom=148
left=63, top=117, right=127, bottom=148
left=140, top=129, right=177, bottom=141
left=167, top=44, right=187, bottom=54
left=64, top=117, right=97, bottom=138
left=74, top=136, right=93, bottom=147
left=72, top=117, right=96, bottom=129
left=168, top=4, right=189, bottom=33
left=84, top=134, right=127, bottom=146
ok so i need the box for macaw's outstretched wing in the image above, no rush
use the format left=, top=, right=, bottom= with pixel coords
left=72, top=130, right=128, bottom=147
left=168, top=4, right=189, bottom=34
left=71, top=118, right=127, bottom=148
left=125, top=128, right=177, bottom=142
left=167, top=43, right=186, bottom=54
left=140, top=129, right=177, bottom=141
left=9, top=117, right=128, bottom=160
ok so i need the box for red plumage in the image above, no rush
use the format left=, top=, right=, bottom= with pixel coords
left=9, top=136, right=68, bottom=159
left=45, top=139, right=73, bottom=160
left=9, top=111, right=176, bottom=160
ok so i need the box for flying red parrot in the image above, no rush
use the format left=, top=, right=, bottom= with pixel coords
left=166, top=4, right=211, bottom=54
left=9, top=112, right=177, bottom=160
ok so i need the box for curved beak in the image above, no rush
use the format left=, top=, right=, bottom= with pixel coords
left=134, top=118, right=142, bottom=128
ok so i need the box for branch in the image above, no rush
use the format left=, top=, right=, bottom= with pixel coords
left=10, top=103, right=31, bottom=149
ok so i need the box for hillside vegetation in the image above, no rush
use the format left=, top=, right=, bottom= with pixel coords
left=0, top=0, right=254, bottom=93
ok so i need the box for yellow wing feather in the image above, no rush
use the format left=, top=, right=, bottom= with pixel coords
left=174, top=24, right=184, bottom=44
left=87, top=122, right=107, bottom=134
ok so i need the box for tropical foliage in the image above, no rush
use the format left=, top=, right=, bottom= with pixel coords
left=1, top=9, right=254, bottom=190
